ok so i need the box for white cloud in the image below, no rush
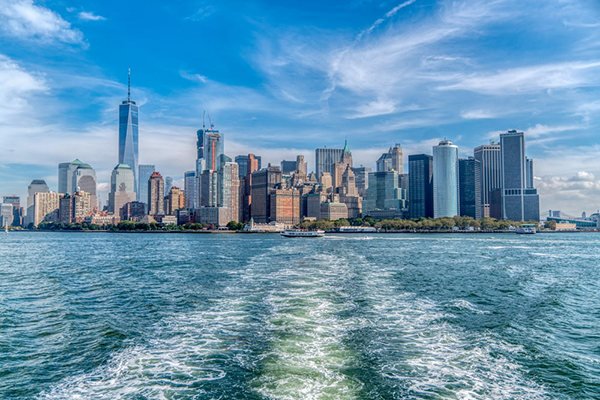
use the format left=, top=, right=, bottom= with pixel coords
left=437, top=61, right=600, bottom=95
left=347, top=99, right=397, bottom=119
left=0, top=0, right=84, bottom=44
left=0, top=54, right=47, bottom=121
left=187, top=6, right=215, bottom=21
left=78, top=11, right=106, bottom=22
left=461, top=109, right=496, bottom=119
left=524, top=123, right=581, bottom=139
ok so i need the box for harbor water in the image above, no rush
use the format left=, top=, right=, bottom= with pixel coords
left=0, top=232, right=599, bottom=399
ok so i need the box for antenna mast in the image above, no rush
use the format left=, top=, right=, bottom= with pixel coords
left=127, top=68, right=131, bottom=102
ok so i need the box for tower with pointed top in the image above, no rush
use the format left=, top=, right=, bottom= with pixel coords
left=119, top=69, right=139, bottom=199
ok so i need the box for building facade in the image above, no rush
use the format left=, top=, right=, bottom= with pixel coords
left=458, top=157, right=482, bottom=219
left=315, top=147, right=343, bottom=178
left=148, top=171, right=165, bottom=216
left=408, top=154, right=433, bottom=219
left=433, top=140, right=459, bottom=218
left=118, top=73, right=139, bottom=198
left=500, top=130, right=540, bottom=221
left=108, top=164, right=136, bottom=215
left=474, top=143, right=501, bottom=218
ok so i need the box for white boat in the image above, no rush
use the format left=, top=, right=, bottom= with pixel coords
left=516, top=225, right=536, bottom=234
left=280, top=229, right=325, bottom=237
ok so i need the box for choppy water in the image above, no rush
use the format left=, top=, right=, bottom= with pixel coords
left=1, top=232, right=599, bottom=399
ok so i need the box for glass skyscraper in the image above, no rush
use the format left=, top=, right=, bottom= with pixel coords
left=118, top=71, right=139, bottom=198
left=408, top=154, right=433, bottom=219
left=433, top=140, right=459, bottom=218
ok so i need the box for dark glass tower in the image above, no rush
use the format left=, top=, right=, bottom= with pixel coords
left=459, top=157, right=482, bottom=219
left=118, top=69, right=139, bottom=198
left=408, top=154, right=434, bottom=219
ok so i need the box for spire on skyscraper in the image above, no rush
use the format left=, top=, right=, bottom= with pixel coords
left=127, top=68, right=131, bottom=103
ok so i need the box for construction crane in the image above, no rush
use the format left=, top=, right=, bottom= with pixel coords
left=202, top=110, right=206, bottom=129
left=208, top=113, right=214, bottom=130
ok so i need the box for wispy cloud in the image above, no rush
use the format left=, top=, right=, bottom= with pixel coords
left=187, top=6, right=215, bottom=21
left=78, top=11, right=106, bottom=22
left=0, top=0, right=84, bottom=44
left=524, top=123, right=581, bottom=139
left=0, top=54, right=47, bottom=121
left=461, top=109, right=496, bottom=119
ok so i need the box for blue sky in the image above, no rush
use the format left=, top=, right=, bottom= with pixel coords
left=0, top=0, right=599, bottom=215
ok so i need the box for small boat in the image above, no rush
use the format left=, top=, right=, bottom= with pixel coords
left=280, top=229, right=325, bottom=238
left=516, top=224, right=536, bottom=234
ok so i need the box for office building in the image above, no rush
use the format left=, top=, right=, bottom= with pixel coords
left=408, top=154, right=433, bottom=219
left=250, top=166, right=282, bottom=223
left=474, top=143, right=501, bottom=218
left=148, top=171, right=165, bottom=216
left=296, top=155, right=307, bottom=179
left=25, top=179, right=49, bottom=226
left=59, top=191, right=92, bottom=224
left=240, top=154, right=261, bottom=222
left=459, top=158, right=482, bottom=219
left=500, top=130, right=540, bottom=221
left=121, top=201, right=145, bottom=221
left=108, top=164, right=136, bottom=215
left=270, top=188, right=301, bottom=225
left=315, top=147, right=343, bottom=178
left=164, top=176, right=173, bottom=197
left=184, top=170, right=198, bottom=209
left=138, top=165, right=155, bottom=210
left=33, top=191, right=62, bottom=227
left=362, top=170, right=403, bottom=215
left=165, top=186, right=185, bottom=215
left=1, top=203, right=13, bottom=227
left=3, top=196, right=22, bottom=226
left=376, top=144, right=403, bottom=173
left=118, top=70, right=139, bottom=197
left=333, top=140, right=353, bottom=191
left=281, top=160, right=297, bottom=174
left=352, top=167, right=371, bottom=198
left=219, top=162, right=240, bottom=223
left=433, top=140, right=459, bottom=218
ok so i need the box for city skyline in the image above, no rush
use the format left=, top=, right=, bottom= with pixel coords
left=1, top=0, right=599, bottom=215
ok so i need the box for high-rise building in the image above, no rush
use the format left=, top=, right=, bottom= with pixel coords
left=315, top=147, right=343, bottom=178
left=25, top=179, right=49, bottom=226
left=3, top=196, right=22, bottom=227
left=270, top=188, right=301, bottom=224
left=204, top=131, right=223, bottom=173
left=333, top=140, right=353, bottom=191
left=339, top=166, right=362, bottom=218
left=240, top=154, right=261, bottom=222
left=500, top=130, right=540, bottom=221
left=474, top=143, right=501, bottom=218
left=166, top=186, right=185, bottom=215
left=250, top=166, right=282, bottom=223
left=362, top=171, right=403, bottom=215
left=108, top=164, right=136, bottom=215
left=118, top=70, right=139, bottom=198
left=184, top=170, right=198, bottom=209
left=219, top=162, right=239, bottom=223
left=296, top=155, right=307, bottom=179
left=164, top=176, right=173, bottom=197
left=59, top=191, right=92, bottom=224
left=148, top=172, right=165, bottom=216
left=459, top=157, right=482, bottom=219
left=408, top=154, right=433, bottom=219
left=281, top=160, right=297, bottom=174
left=433, top=140, right=459, bottom=218
left=33, top=191, right=61, bottom=226
left=390, top=144, right=403, bottom=174
left=138, top=165, right=156, bottom=211
left=58, top=159, right=83, bottom=194
left=352, top=166, right=372, bottom=198
left=1, top=203, right=13, bottom=227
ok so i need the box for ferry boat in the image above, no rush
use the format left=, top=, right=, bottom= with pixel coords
left=280, top=229, right=325, bottom=238
left=516, top=224, right=537, bottom=234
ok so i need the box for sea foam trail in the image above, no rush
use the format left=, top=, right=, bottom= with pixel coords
left=249, top=245, right=363, bottom=399
left=38, top=297, right=260, bottom=399
left=344, top=242, right=549, bottom=400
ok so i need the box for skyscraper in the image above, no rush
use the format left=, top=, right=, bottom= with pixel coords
left=118, top=70, right=139, bottom=198
left=474, top=143, right=501, bottom=218
left=108, top=164, right=136, bottom=215
left=25, top=179, right=49, bottom=227
left=459, top=157, right=482, bottom=219
left=148, top=171, right=165, bottom=216
left=184, top=170, right=198, bottom=209
left=250, top=166, right=282, bottom=223
left=500, top=130, right=540, bottom=221
left=408, top=154, right=433, bottom=219
left=3, top=196, right=22, bottom=227
left=362, top=170, right=402, bottom=214
left=138, top=165, right=156, bottom=210
left=315, top=147, right=343, bottom=178
left=433, top=140, right=459, bottom=218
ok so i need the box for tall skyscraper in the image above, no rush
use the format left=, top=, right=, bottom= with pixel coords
left=352, top=166, right=372, bottom=198
left=315, top=147, right=343, bottom=178
left=474, top=143, right=501, bottom=218
left=408, top=154, right=433, bottom=219
left=250, top=166, right=282, bottom=223
left=118, top=70, right=139, bottom=198
left=184, top=170, right=198, bottom=209
left=459, top=157, right=482, bottom=219
left=390, top=144, right=403, bottom=174
left=433, top=140, right=459, bottom=218
left=25, top=179, right=49, bottom=226
left=219, top=162, right=240, bottom=223
left=138, top=165, right=156, bottom=210
left=58, top=159, right=83, bottom=194
left=240, top=154, right=261, bottom=222
left=108, top=164, right=136, bottom=215
left=3, top=196, right=22, bottom=226
left=148, top=171, right=165, bottom=216
left=362, top=170, right=402, bottom=214
left=500, top=130, right=540, bottom=221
